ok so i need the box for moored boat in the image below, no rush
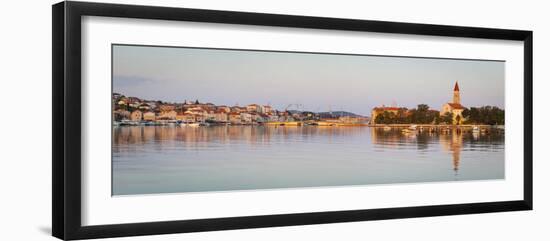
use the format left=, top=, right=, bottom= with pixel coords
left=317, top=121, right=336, bottom=126
left=120, top=120, right=139, bottom=126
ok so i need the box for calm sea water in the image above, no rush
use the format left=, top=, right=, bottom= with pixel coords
left=112, top=126, right=504, bottom=195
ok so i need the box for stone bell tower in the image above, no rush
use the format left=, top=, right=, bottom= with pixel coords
left=453, top=81, right=460, bottom=104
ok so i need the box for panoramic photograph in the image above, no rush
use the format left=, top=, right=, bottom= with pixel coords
left=111, top=44, right=505, bottom=196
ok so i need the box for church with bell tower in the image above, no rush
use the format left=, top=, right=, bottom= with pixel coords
left=440, top=81, right=465, bottom=124
left=453, top=81, right=460, bottom=104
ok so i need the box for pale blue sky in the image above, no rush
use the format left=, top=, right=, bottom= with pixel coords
left=113, top=45, right=504, bottom=116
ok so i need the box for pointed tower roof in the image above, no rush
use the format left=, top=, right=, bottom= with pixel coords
left=454, top=81, right=459, bottom=91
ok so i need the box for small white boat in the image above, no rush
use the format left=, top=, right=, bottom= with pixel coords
left=188, top=123, right=207, bottom=127
left=409, top=125, right=418, bottom=130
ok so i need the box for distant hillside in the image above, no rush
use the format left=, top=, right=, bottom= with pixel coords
left=317, top=111, right=364, bottom=118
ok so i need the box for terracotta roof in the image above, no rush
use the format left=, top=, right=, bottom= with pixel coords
left=454, top=81, right=460, bottom=91
left=447, top=103, right=465, bottom=109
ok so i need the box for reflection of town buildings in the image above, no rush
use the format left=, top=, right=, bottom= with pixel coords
left=370, top=128, right=463, bottom=172
left=370, top=128, right=407, bottom=148
left=370, top=128, right=429, bottom=150
left=113, top=126, right=371, bottom=152
left=440, top=130, right=463, bottom=173
left=114, top=126, right=503, bottom=178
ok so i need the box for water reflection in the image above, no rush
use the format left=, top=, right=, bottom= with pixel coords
left=114, top=126, right=375, bottom=149
left=441, top=130, right=463, bottom=174
left=113, top=126, right=505, bottom=195
left=369, top=127, right=503, bottom=175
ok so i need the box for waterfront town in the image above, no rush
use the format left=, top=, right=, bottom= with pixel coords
left=113, top=95, right=363, bottom=127
left=113, top=82, right=504, bottom=129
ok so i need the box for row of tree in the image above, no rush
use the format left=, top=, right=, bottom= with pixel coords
left=374, top=104, right=505, bottom=125
left=462, top=106, right=505, bottom=125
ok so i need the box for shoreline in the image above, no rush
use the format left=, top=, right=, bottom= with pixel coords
left=113, top=121, right=504, bottom=129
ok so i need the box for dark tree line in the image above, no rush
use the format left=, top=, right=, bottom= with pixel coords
left=374, top=108, right=408, bottom=124
left=375, top=104, right=442, bottom=124
left=462, top=106, right=505, bottom=125
left=408, top=104, right=440, bottom=124
left=374, top=104, right=504, bottom=125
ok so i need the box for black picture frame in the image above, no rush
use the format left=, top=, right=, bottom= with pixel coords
left=52, top=1, right=533, bottom=240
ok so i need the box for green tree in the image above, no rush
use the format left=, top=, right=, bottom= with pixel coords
left=461, top=108, right=470, bottom=122
left=119, top=103, right=128, bottom=111
left=442, top=112, right=453, bottom=124
left=464, top=106, right=504, bottom=125
left=396, top=108, right=408, bottom=124
left=409, top=104, right=432, bottom=124
left=375, top=111, right=397, bottom=124
left=427, top=110, right=440, bottom=124
left=434, top=115, right=441, bottom=124
left=417, top=104, right=429, bottom=112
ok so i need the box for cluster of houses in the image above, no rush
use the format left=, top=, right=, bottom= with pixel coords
left=113, top=93, right=311, bottom=125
